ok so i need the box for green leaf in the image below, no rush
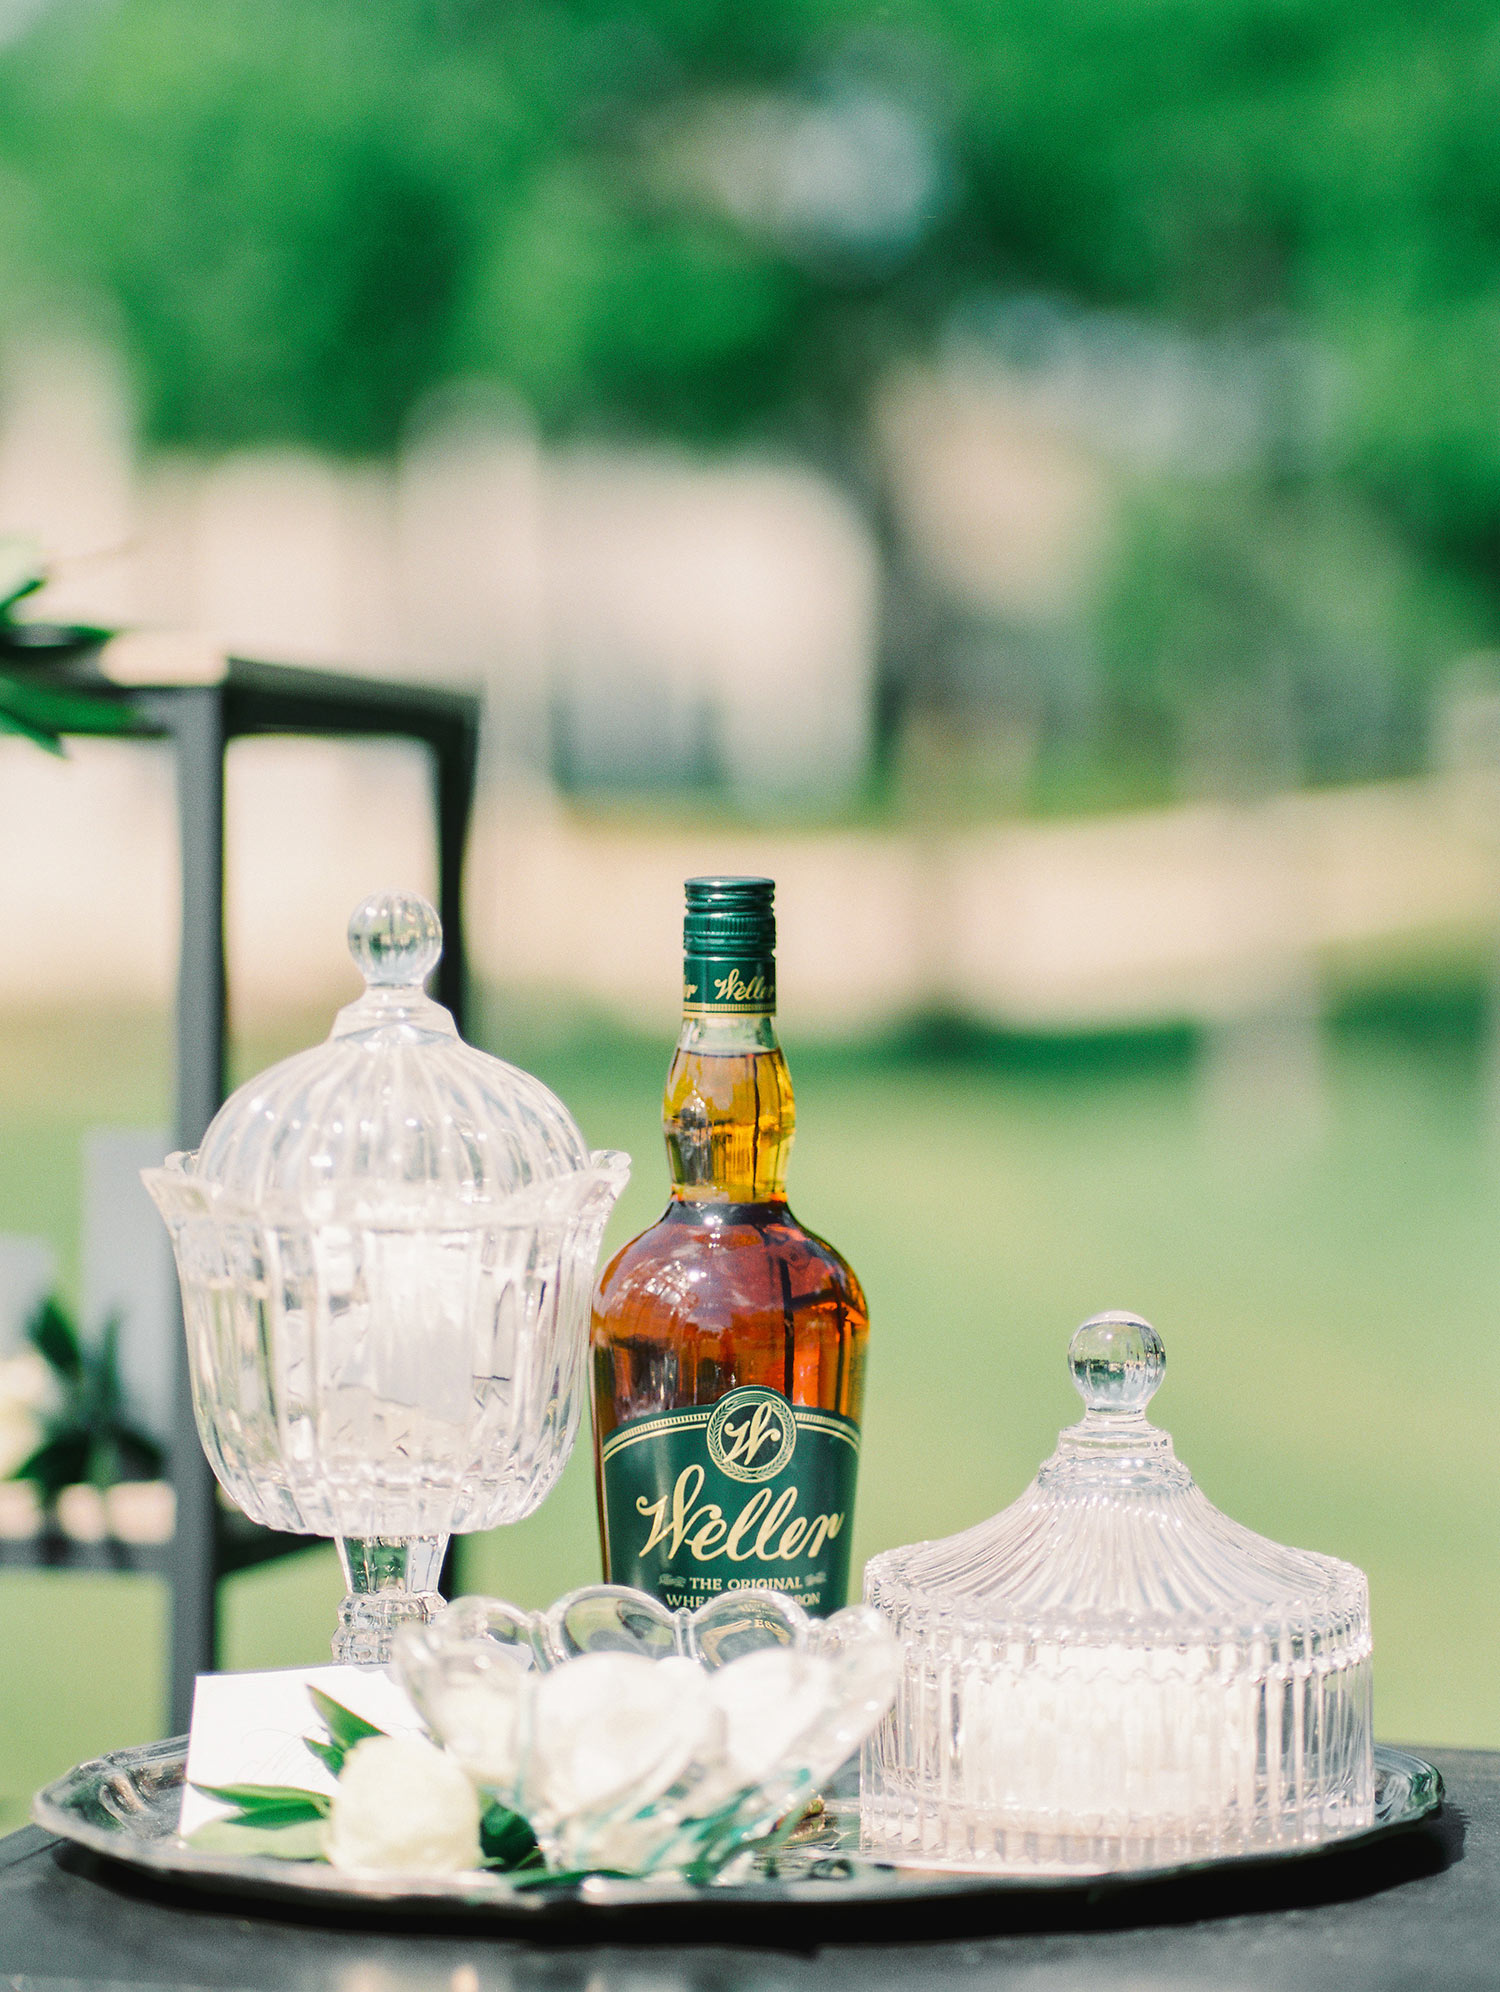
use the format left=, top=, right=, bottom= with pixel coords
left=190, top=1781, right=331, bottom=1817
left=0, top=616, right=111, bottom=654
left=201, top=1802, right=329, bottom=1831
left=0, top=703, right=67, bottom=754
left=479, top=1801, right=540, bottom=1870
left=92, top=1315, right=124, bottom=1421
left=0, top=573, right=43, bottom=618
left=188, top=1815, right=329, bottom=1862
left=0, top=673, right=137, bottom=754
left=103, top=1425, right=166, bottom=1481
left=306, top=1686, right=386, bottom=1755
left=26, top=1295, right=82, bottom=1380
left=0, top=536, right=45, bottom=615
left=16, top=1431, right=91, bottom=1502
left=302, top=1734, right=345, bottom=1778
left=86, top=1435, right=131, bottom=1491
left=510, top=1866, right=631, bottom=1891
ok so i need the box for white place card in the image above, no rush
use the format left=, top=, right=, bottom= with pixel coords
left=178, top=1664, right=427, bottom=1840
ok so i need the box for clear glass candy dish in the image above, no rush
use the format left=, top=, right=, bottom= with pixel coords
left=144, top=889, right=629, bottom=1662
left=861, top=1312, right=1374, bottom=1874
left=397, top=1584, right=898, bottom=1879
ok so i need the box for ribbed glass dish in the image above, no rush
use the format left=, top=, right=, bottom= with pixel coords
left=144, top=889, right=628, bottom=1662
left=397, top=1584, right=898, bottom=1879
left=861, top=1313, right=1373, bottom=1874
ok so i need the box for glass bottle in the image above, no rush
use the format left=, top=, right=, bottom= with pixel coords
left=591, top=876, right=868, bottom=1617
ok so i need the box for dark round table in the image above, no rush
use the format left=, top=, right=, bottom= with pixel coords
left=0, top=1746, right=1487, bottom=1991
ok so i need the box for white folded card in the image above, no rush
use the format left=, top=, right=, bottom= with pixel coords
left=179, top=1665, right=426, bottom=1840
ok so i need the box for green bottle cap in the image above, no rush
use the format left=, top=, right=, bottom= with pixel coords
left=682, top=876, right=776, bottom=1015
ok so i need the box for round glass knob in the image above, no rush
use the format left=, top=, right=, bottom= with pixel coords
left=1068, top=1311, right=1165, bottom=1416
left=348, top=889, right=442, bottom=989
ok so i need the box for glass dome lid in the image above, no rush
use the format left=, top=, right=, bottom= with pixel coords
left=875, top=1310, right=1367, bottom=1640
left=182, top=889, right=594, bottom=1221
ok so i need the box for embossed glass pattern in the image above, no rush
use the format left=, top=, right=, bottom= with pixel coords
left=397, top=1583, right=897, bottom=1878
left=144, top=890, right=628, bottom=1661
left=861, top=1313, right=1373, bottom=1873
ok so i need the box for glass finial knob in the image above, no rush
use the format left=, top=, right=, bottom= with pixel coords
left=1068, top=1311, right=1165, bottom=1416
left=348, top=890, right=442, bottom=989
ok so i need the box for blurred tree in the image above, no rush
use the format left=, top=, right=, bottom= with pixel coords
left=4, top=0, right=1500, bottom=775
left=1095, top=481, right=1486, bottom=789
left=0, top=0, right=830, bottom=452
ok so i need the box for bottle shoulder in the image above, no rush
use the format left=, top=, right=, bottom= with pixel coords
left=594, top=1200, right=866, bottom=1315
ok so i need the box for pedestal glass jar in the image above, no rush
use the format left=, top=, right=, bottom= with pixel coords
left=144, top=890, right=629, bottom=1662
left=862, top=1313, right=1373, bottom=1873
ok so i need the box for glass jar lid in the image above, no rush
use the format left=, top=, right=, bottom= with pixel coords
left=184, top=889, right=594, bottom=1217
left=868, top=1312, right=1367, bottom=1642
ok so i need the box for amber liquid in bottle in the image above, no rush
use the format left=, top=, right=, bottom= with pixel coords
left=591, top=1007, right=868, bottom=1614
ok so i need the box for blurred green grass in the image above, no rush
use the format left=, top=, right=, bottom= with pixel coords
left=3, top=996, right=1498, bottom=1830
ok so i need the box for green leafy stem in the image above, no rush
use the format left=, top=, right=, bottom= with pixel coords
left=0, top=550, right=140, bottom=754
left=186, top=1688, right=543, bottom=1875
left=15, top=1294, right=164, bottom=1500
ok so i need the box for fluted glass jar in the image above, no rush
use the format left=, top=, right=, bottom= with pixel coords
left=862, top=1313, right=1373, bottom=1873
left=144, top=890, right=629, bottom=1662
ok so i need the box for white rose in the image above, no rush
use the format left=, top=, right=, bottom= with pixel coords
left=527, top=1654, right=720, bottom=1821
left=323, top=1734, right=481, bottom=1875
left=0, top=1400, right=39, bottom=1480
left=0, top=1350, right=54, bottom=1478
left=709, top=1650, right=836, bottom=1787
left=428, top=1672, right=526, bottom=1790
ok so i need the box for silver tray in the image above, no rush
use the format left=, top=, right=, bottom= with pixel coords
left=33, top=1741, right=1442, bottom=1930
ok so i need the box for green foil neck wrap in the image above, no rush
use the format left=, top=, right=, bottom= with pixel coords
left=682, top=875, right=776, bottom=1016
left=682, top=952, right=776, bottom=1016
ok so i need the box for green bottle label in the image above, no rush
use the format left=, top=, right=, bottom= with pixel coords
left=682, top=953, right=776, bottom=1016
left=599, top=1385, right=859, bottom=1616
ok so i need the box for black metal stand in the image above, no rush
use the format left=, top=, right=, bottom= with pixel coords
left=21, top=656, right=479, bottom=1731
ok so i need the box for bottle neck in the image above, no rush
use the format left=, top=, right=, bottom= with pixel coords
left=663, top=1009, right=795, bottom=1204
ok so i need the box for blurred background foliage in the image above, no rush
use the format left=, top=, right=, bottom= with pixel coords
left=3, top=0, right=1500, bottom=790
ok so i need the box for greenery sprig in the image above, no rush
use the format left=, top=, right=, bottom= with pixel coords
left=15, top=1294, right=163, bottom=1501
left=187, top=1689, right=544, bottom=1876
left=0, top=539, right=138, bottom=755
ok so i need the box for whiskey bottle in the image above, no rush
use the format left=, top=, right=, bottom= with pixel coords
left=590, top=876, right=868, bottom=1616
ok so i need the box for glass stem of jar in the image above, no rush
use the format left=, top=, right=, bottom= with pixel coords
left=333, top=1534, right=447, bottom=1665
